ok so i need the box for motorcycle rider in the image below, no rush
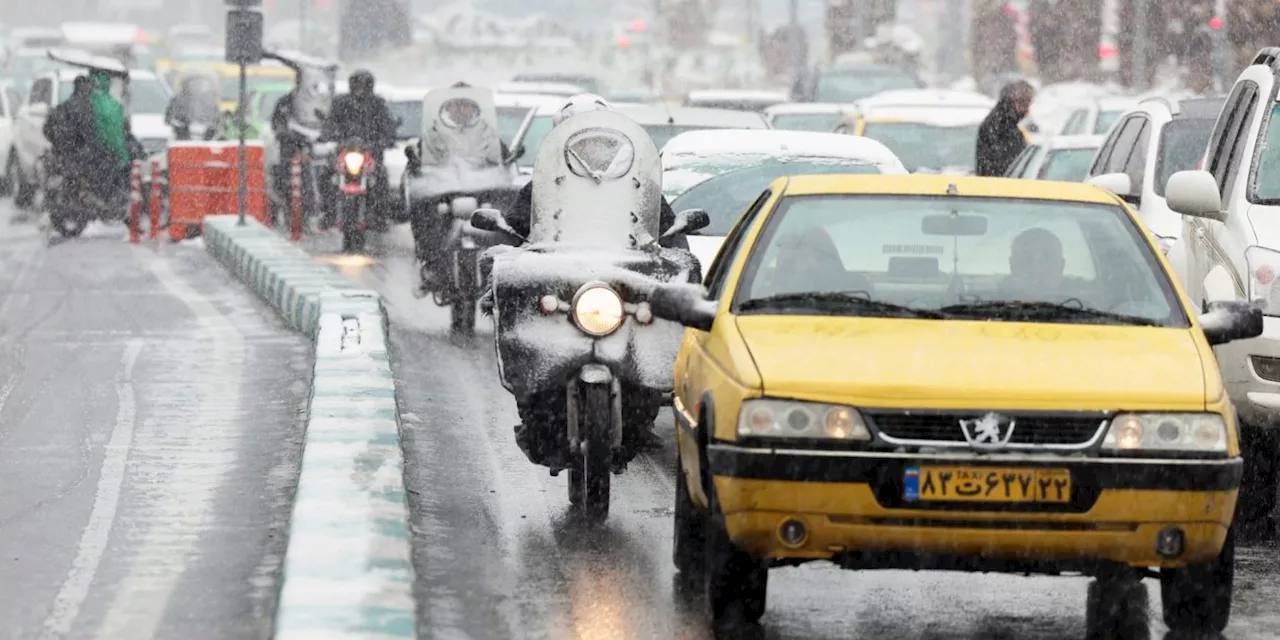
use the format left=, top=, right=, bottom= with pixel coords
left=321, top=69, right=396, bottom=231
left=165, top=72, right=220, bottom=140
left=414, top=81, right=513, bottom=293
left=43, top=75, right=97, bottom=183
left=501, top=93, right=680, bottom=246
left=88, top=70, right=134, bottom=199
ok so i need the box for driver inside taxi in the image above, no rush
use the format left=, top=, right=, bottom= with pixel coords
left=769, top=227, right=873, bottom=297
left=1002, top=227, right=1067, bottom=298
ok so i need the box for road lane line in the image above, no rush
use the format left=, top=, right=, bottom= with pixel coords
left=39, top=340, right=144, bottom=639
left=0, top=372, right=17, bottom=413
left=90, top=255, right=245, bottom=640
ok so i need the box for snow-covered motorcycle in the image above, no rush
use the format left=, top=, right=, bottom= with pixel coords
left=471, top=109, right=707, bottom=523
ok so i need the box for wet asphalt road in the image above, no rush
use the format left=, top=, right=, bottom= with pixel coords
left=0, top=204, right=312, bottom=639
left=306, top=224, right=1280, bottom=640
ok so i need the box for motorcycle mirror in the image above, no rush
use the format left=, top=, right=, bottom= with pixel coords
left=508, top=144, right=525, bottom=162
left=470, top=208, right=524, bottom=242
left=648, top=283, right=715, bottom=332
left=404, top=145, right=418, bottom=162
left=663, top=208, right=711, bottom=238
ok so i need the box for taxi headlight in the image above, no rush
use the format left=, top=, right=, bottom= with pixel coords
left=342, top=151, right=365, bottom=176
left=1102, top=413, right=1227, bottom=453
left=737, top=399, right=871, bottom=441
left=571, top=284, right=624, bottom=336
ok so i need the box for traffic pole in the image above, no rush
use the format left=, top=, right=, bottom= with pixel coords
left=128, top=160, right=142, bottom=244
left=290, top=153, right=304, bottom=241
left=149, top=159, right=162, bottom=239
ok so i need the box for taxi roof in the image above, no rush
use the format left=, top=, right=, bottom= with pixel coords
left=779, top=174, right=1120, bottom=205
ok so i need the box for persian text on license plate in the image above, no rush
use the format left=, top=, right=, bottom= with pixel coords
left=902, top=466, right=1071, bottom=503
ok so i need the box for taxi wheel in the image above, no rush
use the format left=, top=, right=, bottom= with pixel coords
left=1084, top=574, right=1147, bottom=640
left=705, top=494, right=767, bottom=627
left=673, top=452, right=706, bottom=581
left=1160, top=527, right=1235, bottom=633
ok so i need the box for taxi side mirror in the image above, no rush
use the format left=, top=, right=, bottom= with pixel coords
left=665, top=208, right=710, bottom=237
left=1200, top=300, right=1264, bottom=346
left=648, top=283, right=715, bottom=332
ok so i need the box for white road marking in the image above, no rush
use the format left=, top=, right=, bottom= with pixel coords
left=90, top=255, right=245, bottom=639
left=0, top=372, right=18, bottom=412
left=39, top=339, right=144, bottom=639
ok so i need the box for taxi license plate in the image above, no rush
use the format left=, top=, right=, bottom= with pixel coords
left=903, top=466, right=1071, bottom=503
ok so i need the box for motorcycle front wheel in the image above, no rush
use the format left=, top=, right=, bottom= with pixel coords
left=449, top=248, right=478, bottom=335
left=569, top=382, right=612, bottom=524
left=47, top=189, right=86, bottom=238
left=339, top=195, right=365, bottom=253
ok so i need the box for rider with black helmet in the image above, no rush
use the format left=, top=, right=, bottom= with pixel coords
left=321, top=69, right=397, bottom=229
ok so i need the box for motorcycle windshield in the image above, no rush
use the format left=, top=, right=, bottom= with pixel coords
left=418, top=85, right=511, bottom=195
left=290, top=66, right=335, bottom=131
left=529, top=109, right=661, bottom=248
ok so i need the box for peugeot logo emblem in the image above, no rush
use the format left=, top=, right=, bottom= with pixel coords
left=959, top=412, right=1017, bottom=449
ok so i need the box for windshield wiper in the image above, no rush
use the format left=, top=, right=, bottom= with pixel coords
left=738, top=292, right=945, bottom=319
left=938, top=300, right=1161, bottom=326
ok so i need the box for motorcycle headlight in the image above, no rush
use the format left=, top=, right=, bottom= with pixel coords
left=571, top=284, right=624, bottom=337
left=1246, top=245, right=1280, bottom=315
left=1102, top=413, right=1227, bottom=453
left=342, top=151, right=365, bottom=176
left=737, top=398, right=871, bottom=440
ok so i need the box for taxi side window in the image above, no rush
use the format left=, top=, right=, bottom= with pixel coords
left=705, top=189, right=772, bottom=298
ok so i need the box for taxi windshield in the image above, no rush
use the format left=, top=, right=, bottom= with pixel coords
left=735, top=195, right=1186, bottom=328
left=770, top=112, right=843, bottom=132
left=860, top=121, right=978, bottom=172
left=670, top=159, right=881, bottom=235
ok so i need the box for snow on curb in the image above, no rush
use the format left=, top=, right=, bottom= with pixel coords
left=202, top=216, right=415, bottom=638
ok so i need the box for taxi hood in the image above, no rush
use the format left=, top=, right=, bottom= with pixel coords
left=734, top=316, right=1209, bottom=411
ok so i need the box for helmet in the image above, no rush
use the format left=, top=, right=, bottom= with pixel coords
left=552, top=93, right=612, bottom=127
left=349, top=69, right=376, bottom=95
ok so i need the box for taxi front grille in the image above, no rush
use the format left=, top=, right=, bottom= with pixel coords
left=867, top=412, right=1108, bottom=448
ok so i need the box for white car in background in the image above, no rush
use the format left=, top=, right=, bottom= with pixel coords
left=496, top=81, right=584, bottom=98
left=835, top=90, right=994, bottom=174
left=12, top=64, right=171, bottom=208
left=1054, top=96, right=1141, bottom=136
left=763, top=102, right=857, bottom=132
left=0, top=79, right=22, bottom=196
left=1085, top=95, right=1225, bottom=263
left=492, top=92, right=561, bottom=146
left=507, top=102, right=769, bottom=184
left=1005, top=134, right=1106, bottom=182
left=682, top=89, right=789, bottom=112
left=660, top=129, right=907, bottom=269
left=383, top=86, right=432, bottom=218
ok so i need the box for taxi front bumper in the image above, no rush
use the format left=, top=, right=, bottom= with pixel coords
left=708, top=444, right=1241, bottom=570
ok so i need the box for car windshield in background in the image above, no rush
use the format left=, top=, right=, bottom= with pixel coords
left=6, top=54, right=64, bottom=76
left=814, top=71, right=920, bottom=102
left=517, top=117, right=730, bottom=168
left=389, top=100, right=423, bottom=139
left=1039, top=148, right=1097, bottom=181
left=1094, top=110, right=1124, bottom=134
left=497, top=106, right=531, bottom=145
left=671, top=159, right=881, bottom=235
left=771, top=113, right=843, bottom=132
left=62, top=76, right=170, bottom=114
left=221, top=74, right=293, bottom=101
left=1156, top=119, right=1214, bottom=196
left=735, top=195, right=1184, bottom=327
left=860, top=122, right=978, bottom=171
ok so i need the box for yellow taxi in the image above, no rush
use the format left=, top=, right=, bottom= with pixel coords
left=648, top=175, right=1262, bottom=633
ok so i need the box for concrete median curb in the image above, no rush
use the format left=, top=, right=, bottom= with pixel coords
left=202, top=216, right=415, bottom=639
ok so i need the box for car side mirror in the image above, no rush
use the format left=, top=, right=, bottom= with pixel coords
left=1200, top=300, right=1264, bottom=346
left=470, top=208, right=524, bottom=242
left=1087, top=172, right=1139, bottom=205
left=664, top=208, right=711, bottom=238
left=648, top=283, right=716, bottom=331
left=1166, top=170, right=1224, bottom=221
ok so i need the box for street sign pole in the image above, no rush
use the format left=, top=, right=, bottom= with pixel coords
left=237, top=62, right=248, bottom=226
left=225, top=0, right=264, bottom=227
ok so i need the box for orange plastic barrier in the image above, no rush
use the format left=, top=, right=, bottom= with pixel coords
left=167, top=141, right=269, bottom=241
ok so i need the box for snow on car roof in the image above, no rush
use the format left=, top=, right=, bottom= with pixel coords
left=685, top=89, right=789, bottom=103
left=61, top=22, right=139, bottom=48
left=495, top=92, right=566, bottom=109
left=498, top=81, right=586, bottom=97
left=859, top=105, right=989, bottom=126
left=1042, top=134, right=1107, bottom=150
left=381, top=86, right=433, bottom=101
left=764, top=102, right=858, bottom=116
left=662, top=129, right=904, bottom=169
left=614, top=104, right=770, bottom=128
left=1097, top=96, right=1141, bottom=110
left=858, top=89, right=994, bottom=109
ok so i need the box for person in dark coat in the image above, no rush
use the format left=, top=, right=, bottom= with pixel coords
left=975, top=80, right=1035, bottom=177
left=43, top=75, right=102, bottom=189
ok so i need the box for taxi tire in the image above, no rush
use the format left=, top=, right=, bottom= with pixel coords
left=705, top=488, right=767, bottom=627
left=1084, top=575, right=1147, bottom=640
left=1160, top=527, right=1234, bottom=633
left=673, top=452, right=705, bottom=581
